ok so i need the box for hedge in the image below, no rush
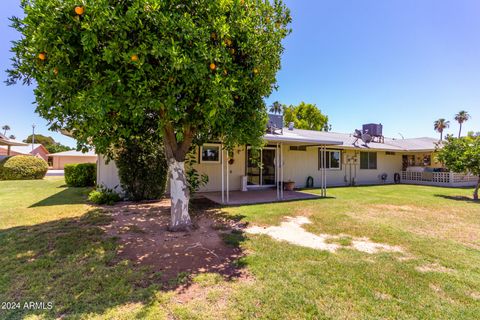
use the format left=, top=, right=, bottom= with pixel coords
left=0, top=155, right=48, bottom=180
left=116, top=139, right=167, bottom=201
left=64, top=163, right=96, bottom=187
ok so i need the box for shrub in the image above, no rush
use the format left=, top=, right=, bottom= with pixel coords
left=88, top=186, right=121, bottom=205
left=0, top=155, right=48, bottom=180
left=115, top=138, right=168, bottom=201
left=64, top=163, right=96, bottom=187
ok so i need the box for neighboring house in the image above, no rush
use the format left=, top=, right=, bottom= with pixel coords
left=49, top=150, right=97, bottom=169
left=0, top=143, right=49, bottom=161
left=95, top=119, right=478, bottom=202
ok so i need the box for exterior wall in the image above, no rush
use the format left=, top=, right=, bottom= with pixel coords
left=96, top=146, right=453, bottom=195
left=97, top=156, right=123, bottom=193
left=194, top=145, right=406, bottom=191
left=282, top=146, right=404, bottom=187
left=193, top=146, right=246, bottom=192
left=51, top=156, right=97, bottom=169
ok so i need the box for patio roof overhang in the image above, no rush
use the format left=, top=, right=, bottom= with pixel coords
left=0, top=138, right=28, bottom=147
left=264, top=134, right=343, bottom=146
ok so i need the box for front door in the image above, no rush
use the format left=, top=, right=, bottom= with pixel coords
left=247, top=148, right=276, bottom=187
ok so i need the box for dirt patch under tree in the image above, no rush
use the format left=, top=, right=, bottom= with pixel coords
left=100, top=198, right=249, bottom=288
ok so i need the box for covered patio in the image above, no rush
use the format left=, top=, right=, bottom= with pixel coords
left=199, top=189, right=321, bottom=205
left=0, top=133, right=28, bottom=156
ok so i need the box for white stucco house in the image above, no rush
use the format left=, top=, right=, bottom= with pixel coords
left=97, top=120, right=478, bottom=203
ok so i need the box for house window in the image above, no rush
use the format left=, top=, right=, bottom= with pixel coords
left=290, top=146, right=307, bottom=151
left=360, top=152, right=377, bottom=169
left=318, top=149, right=341, bottom=170
left=200, top=144, right=221, bottom=163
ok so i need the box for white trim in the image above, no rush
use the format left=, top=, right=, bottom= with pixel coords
left=200, top=143, right=222, bottom=164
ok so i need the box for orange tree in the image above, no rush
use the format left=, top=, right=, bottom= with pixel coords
left=7, top=0, right=291, bottom=230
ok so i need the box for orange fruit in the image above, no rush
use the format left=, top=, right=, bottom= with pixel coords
left=253, top=68, right=259, bottom=74
left=209, top=63, right=216, bottom=70
left=75, top=6, right=84, bottom=15
left=131, top=54, right=139, bottom=62
left=53, top=67, right=58, bottom=76
left=230, top=48, right=235, bottom=55
left=223, top=69, right=228, bottom=75
left=225, top=39, right=232, bottom=46
left=38, top=53, right=46, bottom=60
left=211, top=32, right=217, bottom=40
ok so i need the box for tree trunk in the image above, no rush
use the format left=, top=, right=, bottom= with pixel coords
left=458, top=124, right=462, bottom=138
left=168, top=158, right=192, bottom=231
left=474, top=176, right=480, bottom=201
left=162, top=123, right=195, bottom=231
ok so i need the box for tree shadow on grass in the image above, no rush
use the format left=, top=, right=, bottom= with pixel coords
left=0, top=210, right=159, bottom=319
left=0, top=200, right=248, bottom=319
left=434, top=194, right=479, bottom=203
left=29, top=187, right=91, bottom=207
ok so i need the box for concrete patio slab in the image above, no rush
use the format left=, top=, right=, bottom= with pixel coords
left=198, top=189, right=321, bottom=205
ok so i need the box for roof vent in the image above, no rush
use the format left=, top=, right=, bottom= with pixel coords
left=288, top=122, right=294, bottom=131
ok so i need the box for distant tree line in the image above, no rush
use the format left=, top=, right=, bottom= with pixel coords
left=23, top=134, right=73, bottom=153
left=268, top=101, right=331, bottom=131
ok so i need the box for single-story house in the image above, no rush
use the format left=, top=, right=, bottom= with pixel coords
left=97, top=119, right=478, bottom=204
left=48, top=150, right=97, bottom=169
left=0, top=143, right=49, bottom=161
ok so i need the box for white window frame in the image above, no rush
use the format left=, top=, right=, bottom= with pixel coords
left=200, top=143, right=222, bottom=164
left=319, top=149, right=342, bottom=170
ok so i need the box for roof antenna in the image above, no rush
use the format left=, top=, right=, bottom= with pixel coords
left=398, top=133, right=404, bottom=139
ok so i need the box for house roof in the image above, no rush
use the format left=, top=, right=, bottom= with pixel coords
left=0, top=143, right=45, bottom=154
left=49, top=150, right=97, bottom=157
left=266, top=128, right=440, bottom=152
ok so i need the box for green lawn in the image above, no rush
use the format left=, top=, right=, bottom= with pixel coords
left=1, top=180, right=479, bottom=319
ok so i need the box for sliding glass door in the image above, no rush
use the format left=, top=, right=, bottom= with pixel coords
left=247, top=148, right=276, bottom=187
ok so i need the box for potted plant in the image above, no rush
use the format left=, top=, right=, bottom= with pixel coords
left=284, top=180, right=295, bottom=191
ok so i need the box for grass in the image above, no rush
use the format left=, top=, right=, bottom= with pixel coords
left=1, top=179, right=479, bottom=319
left=0, top=177, right=92, bottom=229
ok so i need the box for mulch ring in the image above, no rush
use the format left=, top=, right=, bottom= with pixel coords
left=100, top=197, right=249, bottom=287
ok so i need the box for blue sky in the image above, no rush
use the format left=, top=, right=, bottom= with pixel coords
left=1, top=0, right=479, bottom=147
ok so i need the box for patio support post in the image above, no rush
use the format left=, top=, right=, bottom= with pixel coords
left=226, top=150, right=230, bottom=203
left=7, top=145, right=11, bottom=156
left=324, top=145, right=327, bottom=197
left=320, top=145, right=324, bottom=197
left=221, top=146, right=225, bottom=204
left=320, top=145, right=327, bottom=197
left=276, top=143, right=280, bottom=200
left=281, top=143, right=284, bottom=199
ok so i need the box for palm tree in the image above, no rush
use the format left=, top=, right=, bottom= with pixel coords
left=269, top=101, right=283, bottom=114
left=434, top=118, right=450, bottom=141
left=454, top=110, right=471, bottom=138
left=2, top=125, right=10, bottom=135
left=8, top=135, right=16, bottom=140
